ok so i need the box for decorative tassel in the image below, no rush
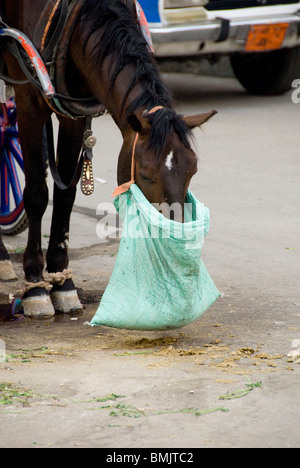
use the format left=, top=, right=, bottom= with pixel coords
left=81, top=156, right=94, bottom=196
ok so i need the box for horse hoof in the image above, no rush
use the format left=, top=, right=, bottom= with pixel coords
left=22, top=291, right=55, bottom=318
left=51, top=289, right=83, bottom=314
left=0, top=260, right=18, bottom=282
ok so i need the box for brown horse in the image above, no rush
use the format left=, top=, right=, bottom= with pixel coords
left=1, top=0, right=216, bottom=317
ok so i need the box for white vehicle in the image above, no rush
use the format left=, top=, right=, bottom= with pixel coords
left=139, top=0, right=300, bottom=94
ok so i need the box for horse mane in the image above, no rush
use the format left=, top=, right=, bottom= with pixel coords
left=79, top=0, right=192, bottom=156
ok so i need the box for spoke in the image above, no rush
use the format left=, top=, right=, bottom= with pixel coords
left=8, top=137, right=24, bottom=172
left=4, top=148, right=23, bottom=209
left=5, top=128, right=19, bottom=139
left=0, top=151, right=10, bottom=215
left=0, top=101, right=26, bottom=226
left=0, top=128, right=4, bottom=150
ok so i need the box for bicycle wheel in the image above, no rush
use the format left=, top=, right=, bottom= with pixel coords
left=0, top=100, right=28, bottom=235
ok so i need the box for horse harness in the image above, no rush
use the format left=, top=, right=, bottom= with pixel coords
left=0, top=0, right=142, bottom=196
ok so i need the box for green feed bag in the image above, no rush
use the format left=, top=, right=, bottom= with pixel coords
left=90, top=184, right=220, bottom=331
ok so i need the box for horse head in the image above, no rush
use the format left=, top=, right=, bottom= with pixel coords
left=127, top=107, right=217, bottom=221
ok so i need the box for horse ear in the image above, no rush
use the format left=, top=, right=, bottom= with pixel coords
left=183, top=110, right=218, bottom=129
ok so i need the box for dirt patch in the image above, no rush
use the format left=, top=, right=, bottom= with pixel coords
left=124, top=336, right=178, bottom=349
left=1, top=303, right=293, bottom=377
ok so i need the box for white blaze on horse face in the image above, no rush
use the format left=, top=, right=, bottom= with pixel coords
left=165, top=151, right=174, bottom=171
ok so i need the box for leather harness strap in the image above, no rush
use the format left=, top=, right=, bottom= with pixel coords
left=45, top=117, right=82, bottom=192
left=40, top=0, right=69, bottom=59
left=53, top=0, right=106, bottom=119
left=34, top=0, right=101, bottom=196
left=1, top=0, right=154, bottom=196
left=33, top=0, right=105, bottom=119
left=46, top=115, right=96, bottom=194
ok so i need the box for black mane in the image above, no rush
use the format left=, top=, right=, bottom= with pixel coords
left=80, top=0, right=192, bottom=155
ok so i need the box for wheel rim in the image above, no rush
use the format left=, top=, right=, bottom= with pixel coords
left=0, top=100, right=26, bottom=229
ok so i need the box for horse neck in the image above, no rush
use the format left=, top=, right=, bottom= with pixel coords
left=70, top=37, right=163, bottom=133
left=69, top=3, right=174, bottom=131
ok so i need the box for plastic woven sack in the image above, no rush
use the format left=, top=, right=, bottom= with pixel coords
left=90, top=184, right=220, bottom=331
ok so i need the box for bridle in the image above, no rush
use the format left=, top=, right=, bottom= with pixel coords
left=112, top=107, right=164, bottom=197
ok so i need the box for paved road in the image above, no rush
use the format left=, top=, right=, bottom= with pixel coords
left=1, top=73, right=300, bottom=448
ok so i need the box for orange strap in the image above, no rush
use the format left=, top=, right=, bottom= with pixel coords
left=112, top=133, right=139, bottom=197
left=111, top=106, right=164, bottom=197
left=41, top=0, right=61, bottom=53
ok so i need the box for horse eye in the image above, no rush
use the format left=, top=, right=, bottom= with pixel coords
left=139, top=172, right=154, bottom=183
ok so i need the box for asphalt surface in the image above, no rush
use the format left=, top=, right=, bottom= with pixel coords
left=0, top=73, right=299, bottom=449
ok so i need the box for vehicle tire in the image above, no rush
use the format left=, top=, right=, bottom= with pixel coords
left=1, top=210, right=28, bottom=236
left=230, top=46, right=300, bottom=95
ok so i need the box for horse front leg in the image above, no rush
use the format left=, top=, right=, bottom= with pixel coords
left=21, top=131, right=54, bottom=317
left=46, top=117, right=84, bottom=313
left=0, top=228, right=18, bottom=281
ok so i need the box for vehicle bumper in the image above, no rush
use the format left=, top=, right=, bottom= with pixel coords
left=150, top=6, right=300, bottom=56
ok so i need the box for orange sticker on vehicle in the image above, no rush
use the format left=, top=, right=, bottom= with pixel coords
left=245, top=23, right=289, bottom=52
